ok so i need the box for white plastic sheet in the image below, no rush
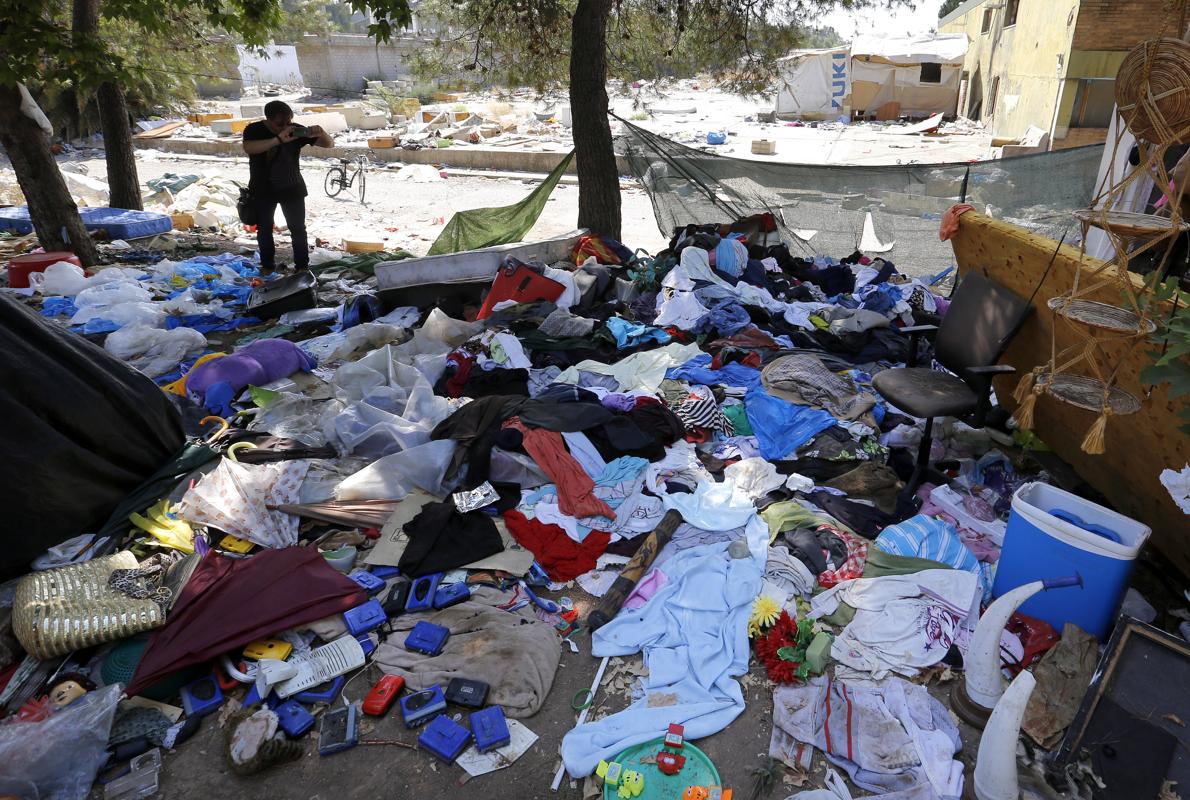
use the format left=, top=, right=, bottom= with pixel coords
left=103, top=325, right=207, bottom=378
left=334, top=439, right=458, bottom=501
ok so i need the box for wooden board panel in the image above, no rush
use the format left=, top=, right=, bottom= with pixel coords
left=950, top=212, right=1189, bottom=576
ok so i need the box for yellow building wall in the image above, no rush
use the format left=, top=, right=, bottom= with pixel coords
left=941, top=0, right=1080, bottom=140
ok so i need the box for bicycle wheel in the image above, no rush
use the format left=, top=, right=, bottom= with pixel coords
left=324, top=168, right=344, bottom=198
left=357, top=163, right=366, bottom=204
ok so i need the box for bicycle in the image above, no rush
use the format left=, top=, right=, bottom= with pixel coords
left=324, top=156, right=367, bottom=203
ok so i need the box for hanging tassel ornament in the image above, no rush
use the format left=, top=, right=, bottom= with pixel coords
left=1080, top=406, right=1112, bottom=454
left=1013, top=371, right=1045, bottom=431
left=1013, top=367, right=1039, bottom=406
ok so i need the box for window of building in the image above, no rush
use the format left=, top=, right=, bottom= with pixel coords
left=1005, top=0, right=1020, bottom=26
left=1070, top=78, right=1116, bottom=128
left=981, top=9, right=992, bottom=33
left=920, top=62, right=943, bottom=84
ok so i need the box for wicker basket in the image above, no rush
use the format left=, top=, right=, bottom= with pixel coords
left=1116, top=38, right=1190, bottom=144
left=12, top=552, right=163, bottom=659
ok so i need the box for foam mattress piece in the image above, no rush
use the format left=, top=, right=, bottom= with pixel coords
left=0, top=206, right=172, bottom=239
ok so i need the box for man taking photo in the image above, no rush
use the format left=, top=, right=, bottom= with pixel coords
left=242, top=100, right=333, bottom=274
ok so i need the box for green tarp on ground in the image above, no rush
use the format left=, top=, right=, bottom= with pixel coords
left=426, top=151, right=576, bottom=256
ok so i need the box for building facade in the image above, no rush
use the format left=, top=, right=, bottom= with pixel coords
left=939, top=0, right=1188, bottom=148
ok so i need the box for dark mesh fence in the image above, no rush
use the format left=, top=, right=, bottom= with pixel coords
left=616, top=116, right=1101, bottom=276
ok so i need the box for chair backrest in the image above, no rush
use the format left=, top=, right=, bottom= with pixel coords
left=935, top=272, right=1032, bottom=374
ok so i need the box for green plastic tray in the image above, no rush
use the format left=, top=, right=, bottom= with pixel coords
left=603, top=737, right=720, bottom=800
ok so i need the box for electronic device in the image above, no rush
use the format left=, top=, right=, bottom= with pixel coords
left=343, top=599, right=387, bottom=636
left=399, top=685, right=446, bottom=728
left=275, top=699, right=315, bottom=738
left=218, top=535, right=254, bottom=554
left=290, top=124, right=312, bottom=138
left=274, top=636, right=366, bottom=699
left=349, top=570, right=386, bottom=596
left=243, top=639, right=292, bottom=661
left=417, top=714, right=471, bottom=763
left=470, top=705, right=510, bottom=753
left=318, top=704, right=358, bottom=756
left=445, top=677, right=489, bottom=709
left=362, top=674, right=405, bottom=716
left=433, top=582, right=471, bottom=610
left=404, top=621, right=450, bottom=656
left=405, top=573, right=442, bottom=613
left=179, top=675, right=224, bottom=718
left=293, top=676, right=345, bottom=705
left=383, top=581, right=411, bottom=618
left=370, top=565, right=401, bottom=580
left=355, top=632, right=377, bottom=656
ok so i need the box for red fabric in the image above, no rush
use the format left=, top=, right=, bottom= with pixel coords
left=939, top=203, right=975, bottom=241
left=503, top=417, right=615, bottom=519
left=127, top=547, right=366, bottom=696
left=503, top=509, right=610, bottom=582
left=816, top=526, right=868, bottom=589
left=444, top=352, right=475, bottom=398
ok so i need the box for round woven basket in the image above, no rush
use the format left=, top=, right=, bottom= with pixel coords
left=1116, top=38, right=1190, bottom=144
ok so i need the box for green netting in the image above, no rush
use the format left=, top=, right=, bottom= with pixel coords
left=427, top=151, right=576, bottom=256
left=615, top=116, right=1101, bottom=274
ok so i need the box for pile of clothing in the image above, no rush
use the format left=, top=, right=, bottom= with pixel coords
left=1, top=223, right=1058, bottom=800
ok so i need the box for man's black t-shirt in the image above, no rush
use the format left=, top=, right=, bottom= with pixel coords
left=242, top=121, right=316, bottom=202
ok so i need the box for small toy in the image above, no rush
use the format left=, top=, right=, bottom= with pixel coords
left=445, top=677, right=489, bottom=708
left=684, top=787, right=732, bottom=800
left=597, top=760, right=624, bottom=787
left=47, top=671, right=95, bottom=710
left=406, top=573, right=442, bottom=612
left=219, top=534, right=254, bottom=554
left=418, top=714, right=471, bottom=763
left=362, top=674, right=405, bottom=716
left=470, top=705, right=510, bottom=752
left=657, top=750, right=686, bottom=775
left=618, top=770, right=645, bottom=799
left=433, top=581, right=471, bottom=609
left=179, top=675, right=224, bottom=717
left=400, top=685, right=446, bottom=728
left=664, top=722, right=685, bottom=749
left=275, top=699, right=315, bottom=737
left=349, top=570, right=386, bottom=596
left=405, top=621, right=451, bottom=656
left=318, top=704, right=358, bottom=755
left=370, top=565, right=401, bottom=580
left=355, top=632, right=377, bottom=656
left=343, top=599, right=387, bottom=636
left=383, top=581, right=411, bottom=617
left=293, top=676, right=345, bottom=705
left=242, top=639, right=292, bottom=661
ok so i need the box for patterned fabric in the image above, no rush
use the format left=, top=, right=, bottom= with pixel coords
left=816, top=525, right=869, bottom=589
left=668, top=384, right=734, bottom=435
left=177, top=459, right=308, bottom=548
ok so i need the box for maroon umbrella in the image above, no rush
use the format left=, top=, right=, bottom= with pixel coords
left=127, top=546, right=365, bottom=696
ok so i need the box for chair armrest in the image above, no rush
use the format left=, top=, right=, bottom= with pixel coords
left=898, top=325, right=939, bottom=367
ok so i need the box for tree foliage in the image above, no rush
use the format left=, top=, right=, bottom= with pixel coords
left=410, top=0, right=889, bottom=94
left=938, top=0, right=963, bottom=18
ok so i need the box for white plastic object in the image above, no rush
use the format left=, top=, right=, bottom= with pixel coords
left=782, top=768, right=852, bottom=800
left=253, top=658, right=298, bottom=698
left=930, top=485, right=1007, bottom=545
left=965, top=580, right=1044, bottom=709
left=274, top=635, right=366, bottom=698
left=974, top=669, right=1037, bottom=800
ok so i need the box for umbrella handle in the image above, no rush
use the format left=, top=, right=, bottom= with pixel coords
left=200, top=416, right=230, bottom=444
left=226, top=442, right=258, bottom=462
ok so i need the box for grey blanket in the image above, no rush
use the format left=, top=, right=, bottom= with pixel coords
left=374, top=586, right=560, bottom=718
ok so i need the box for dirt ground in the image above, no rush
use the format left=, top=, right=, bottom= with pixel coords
left=147, top=587, right=981, bottom=800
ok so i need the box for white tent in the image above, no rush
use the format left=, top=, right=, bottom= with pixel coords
left=774, top=47, right=849, bottom=119
left=849, top=34, right=968, bottom=118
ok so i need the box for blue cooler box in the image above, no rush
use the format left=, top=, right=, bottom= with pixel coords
left=992, top=482, right=1150, bottom=639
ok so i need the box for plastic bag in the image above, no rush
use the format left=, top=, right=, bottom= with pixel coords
left=249, top=394, right=340, bottom=447
left=298, top=323, right=404, bottom=364
left=327, top=356, right=454, bottom=457
left=0, top=682, right=123, bottom=800
left=335, top=439, right=458, bottom=500
left=104, top=325, right=207, bottom=378
left=38, top=262, right=89, bottom=295
left=418, top=307, right=483, bottom=347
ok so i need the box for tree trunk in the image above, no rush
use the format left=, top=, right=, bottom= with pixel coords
left=0, top=85, right=99, bottom=265
left=74, top=0, right=142, bottom=210
left=96, top=81, right=142, bottom=210
left=569, top=0, right=621, bottom=239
